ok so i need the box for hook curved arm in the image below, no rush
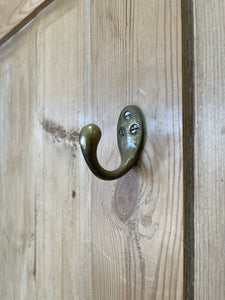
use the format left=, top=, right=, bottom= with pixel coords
left=79, top=105, right=144, bottom=180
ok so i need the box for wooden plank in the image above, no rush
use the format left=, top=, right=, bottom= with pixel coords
left=0, top=1, right=88, bottom=299
left=0, top=23, right=37, bottom=300
left=0, top=0, right=183, bottom=298
left=190, top=1, right=225, bottom=299
left=35, top=0, right=93, bottom=298
left=89, top=0, right=183, bottom=299
left=0, top=0, right=54, bottom=46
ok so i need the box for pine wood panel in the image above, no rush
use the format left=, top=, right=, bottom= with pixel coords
left=192, top=1, right=225, bottom=299
left=90, top=0, right=183, bottom=299
left=0, top=0, right=54, bottom=46
left=0, top=0, right=183, bottom=299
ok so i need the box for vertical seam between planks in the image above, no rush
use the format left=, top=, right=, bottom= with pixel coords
left=181, top=0, right=195, bottom=299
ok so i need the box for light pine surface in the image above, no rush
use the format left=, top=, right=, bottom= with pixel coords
left=193, top=1, right=225, bottom=299
left=0, top=0, right=54, bottom=45
left=0, top=0, right=183, bottom=299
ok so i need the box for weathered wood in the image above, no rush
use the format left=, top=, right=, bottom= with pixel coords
left=191, top=1, right=225, bottom=299
left=0, top=0, right=54, bottom=46
left=0, top=0, right=183, bottom=298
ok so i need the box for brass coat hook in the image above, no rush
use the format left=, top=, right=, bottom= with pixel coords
left=79, top=105, right=144, bottom=180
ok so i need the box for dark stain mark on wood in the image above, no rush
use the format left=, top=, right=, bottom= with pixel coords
left=72, top=190, right=76, bottom=198
left=114, top=169, right=139, bottom=223
left=41, top=119, right=79, bottom=152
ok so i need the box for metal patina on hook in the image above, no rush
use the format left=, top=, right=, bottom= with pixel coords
left=79, top=105, right=144, bottom=180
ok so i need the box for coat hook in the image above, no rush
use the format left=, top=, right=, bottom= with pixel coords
left=79, top=105, right=144, bottom=180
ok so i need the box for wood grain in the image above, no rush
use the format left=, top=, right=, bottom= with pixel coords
left=192, top=1, right=225, bottom=299
left=90, top=0, right=183, bottom=298
left=0, top=0, right=54, bottom=46
left=0, top=0, right=183, bottom=299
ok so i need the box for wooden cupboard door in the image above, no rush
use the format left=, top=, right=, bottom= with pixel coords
left=0, top=0, right=183, bottom=299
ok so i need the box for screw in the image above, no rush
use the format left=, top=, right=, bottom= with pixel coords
left=130, top=124, right=140, bottom=135
left=124, top=111, right=132, bottom=120
left=119, top=127, right=125, bottom=137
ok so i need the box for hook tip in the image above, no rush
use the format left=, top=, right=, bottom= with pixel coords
left=79, top=124, right=101, bottom=148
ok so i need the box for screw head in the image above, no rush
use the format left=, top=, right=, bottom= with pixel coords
left=119, top=127, right=125, bottom=137
left=130, top=124, right=140, bottom=135
left=124, top=111, right=132, bottom=120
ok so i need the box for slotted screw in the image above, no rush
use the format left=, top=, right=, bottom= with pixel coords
left=130, top=124, right=139, bottom=135
left=119, top=127, right=125, bottom=137
left=124, top=111, right=132, bottom=120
